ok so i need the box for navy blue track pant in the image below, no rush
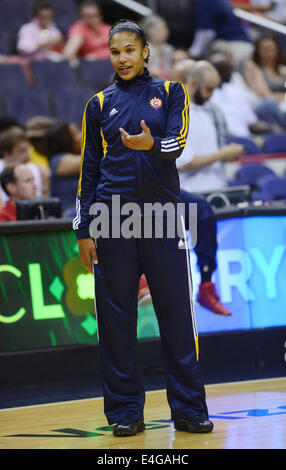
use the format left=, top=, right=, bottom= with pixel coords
left=93, top=214, right=209, bottom=424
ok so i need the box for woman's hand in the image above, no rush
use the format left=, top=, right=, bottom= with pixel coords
left=78, top=238, right=98, bottom=274
left=119, top=120, right=154, bottom=151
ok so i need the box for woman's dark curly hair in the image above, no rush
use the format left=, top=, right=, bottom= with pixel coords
left=46, top=121, right=76, bottom=159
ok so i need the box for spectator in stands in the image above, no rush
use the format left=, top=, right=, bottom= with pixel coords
left=242, top=35, right=286, bottom=108
left=172, top=48, right=192, bottom=67
left=247, top=0, right=286, bottom=24
left=0, top=163, right=36, bottom=222
left=141, top=15, right=174, bottom=79
left=230, top=0, right=275, bottom=14
left=63, top=1, right=110, bottom=61
left=0, top=117, right=23, bottom=134
left=173, top=59, right=245, bottom=192
left=25, top=116, right=56, bottom=197
left=171, top=58, right=234, bottom=315
left=0, top=127, right=42, bottom=205
left=47, top=121, right=81, bottom=216
left=17, top=2, right=64, bottom=62
left=189, top=0, right=253, bottom=66
left=25, top=116, right=55, bottom=169
left=209, top=52, right=281, bottom=138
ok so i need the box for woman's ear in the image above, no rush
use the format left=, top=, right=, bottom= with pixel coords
left=143, top=44, right=150, bottom=62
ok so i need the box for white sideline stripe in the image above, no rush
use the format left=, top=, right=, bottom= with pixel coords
left=1, top=378, right=284, bottom=411
left=92, top=263, right=99, bottom=342
left=180, top=214, right=198, bottom=340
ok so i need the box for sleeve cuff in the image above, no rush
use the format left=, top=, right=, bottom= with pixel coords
left=147, top=136, right=161, bottom=156
left=75, top=226, right=91, bottom=239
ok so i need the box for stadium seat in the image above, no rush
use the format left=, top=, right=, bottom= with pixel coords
left=0, top=0, right=31, bottom=33
left=263, top=133, right=286, bottom=153
left=79, top=60, right=114, bottom=92
left=52, top=89, right=93, bottom=127
left=31, top=61, right=79, bottom=91
left=0, top=63, right=30, bottom=91
left=252, top=175, right=286, bottom=201
left=48, top=0, right=78, bottom=34
left=0, top=31, right=16, bottom=55
left=228, top=163, right=276, bottom=187
left=4, top=90, right=53, bottom=124
left=226, top=136, right=261, bottom=155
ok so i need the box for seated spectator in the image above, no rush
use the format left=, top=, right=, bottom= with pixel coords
left=0, top=117, right=23, bottom=134
left=25, top=116, right=56, bottom=197
left=17, top=2, right=64, bottom=62
left=47, top=121, right=81, bottom=216
left=173, top=59, right=246, bottom=192
left=141, top=15, right=175, bottom=80
left=231, top=0, right=275, bottom=13
left=0, top=127, right=42, bottom=204
left=25, top=116, right=55, bottom=170
left=209, top=53, right=281, bottom=138
left=248, top=0, right=286, bottom=24
left=243, top=35, right=286, bottom=109
left=63, top=1, right=110, bottom=61
left=0, top=163, right=36, bottom=222
left=172, top=48, right=192, bottom=68
left=189, top=0, right=253, bottom=67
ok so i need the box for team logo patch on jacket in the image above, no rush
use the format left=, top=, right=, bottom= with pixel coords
left=149, top=97, right=163, bottom=110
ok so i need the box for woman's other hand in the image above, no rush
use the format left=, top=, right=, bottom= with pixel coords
left=78, top=238, right=98, bottom=274
left=119, top=120, right=154, bottom=151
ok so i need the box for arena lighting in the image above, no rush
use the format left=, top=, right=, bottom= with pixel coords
left=110, top=1, right=286, bottom=35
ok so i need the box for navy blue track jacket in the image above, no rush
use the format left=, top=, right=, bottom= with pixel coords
left=73, top=68, right=190, bottom=239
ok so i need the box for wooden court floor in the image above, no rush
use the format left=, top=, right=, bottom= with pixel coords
left=0, top=377, right=285, bottom=449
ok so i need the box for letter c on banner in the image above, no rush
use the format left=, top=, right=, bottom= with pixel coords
left=0, top=265, right=26, bottom=323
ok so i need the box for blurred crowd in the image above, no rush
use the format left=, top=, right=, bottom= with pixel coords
left=0, top=0, right=286, bottom=221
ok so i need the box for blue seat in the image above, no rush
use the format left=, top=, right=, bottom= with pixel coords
left=0, top=0, right=31, bottom=33
left=0, top=31, right=16, bottom=55
left=0, top=64, right=30, bottom=91
left=79, top=59, right=114, bottom=92
left=4, top=90, right=53, bottom=124
left=252, top=175, right=286, bottom=201
left=226, top=135, right=261, bottom=155
left=263, top=133, right=286, bottom=153
left=48, top=0, right=78, bottom=34
left=52, top=89, right=93, bottom=126
left=228, top=163, right=276, bottom=187
left=31, top=61, right=79, bottom=91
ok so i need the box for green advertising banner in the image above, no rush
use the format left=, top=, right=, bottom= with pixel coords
left=0, top=230, right=160, bottom=352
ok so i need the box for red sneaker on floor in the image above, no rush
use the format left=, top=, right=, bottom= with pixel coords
left=138, top=274, right=152, bottom=307
left=197, top=282, right=231, bottom=316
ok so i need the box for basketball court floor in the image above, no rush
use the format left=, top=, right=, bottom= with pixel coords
left=1, top=377, right=285, bottom=449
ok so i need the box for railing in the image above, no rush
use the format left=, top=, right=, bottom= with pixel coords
left=233, top=8, right=286, bottom=36
left=111, top=0, right=152, bottom=16
left=111, top=0, right=286, bottom=37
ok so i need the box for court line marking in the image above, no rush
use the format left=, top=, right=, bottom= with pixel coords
left=0, top=377, right=285, bottom=412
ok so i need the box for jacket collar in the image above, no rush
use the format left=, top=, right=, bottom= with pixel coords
left=114, top=67, right=151, bottom=87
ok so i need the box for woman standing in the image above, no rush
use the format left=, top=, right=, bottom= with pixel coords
left=73, top=19, right=213, bottom=437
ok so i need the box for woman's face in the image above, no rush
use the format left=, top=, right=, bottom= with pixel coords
left=109, top=32, right=149, bottom=81
left=257, top=39, right=279, bottom=66
left=148, top=19, right=169, bottom=45
left=80, top=5, right=101, bottom=29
